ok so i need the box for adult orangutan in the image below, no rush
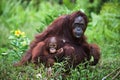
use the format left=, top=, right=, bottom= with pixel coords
left=14, top=11, right=100, bottom=67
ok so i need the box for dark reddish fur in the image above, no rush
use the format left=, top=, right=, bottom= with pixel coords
left=31, top=37, right=65, bottom=67
left=14, top=11, right=100, bottom=67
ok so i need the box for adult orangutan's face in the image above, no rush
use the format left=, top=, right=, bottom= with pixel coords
left=72, top=16, right=85, bottom=38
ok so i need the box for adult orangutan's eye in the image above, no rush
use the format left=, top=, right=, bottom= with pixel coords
left=73, top=23, right=80, bottom=29
left=80, top=24, right=84, bottom=29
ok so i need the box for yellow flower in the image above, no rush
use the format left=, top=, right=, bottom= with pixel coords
left=15, top=30, right=21, bottom=37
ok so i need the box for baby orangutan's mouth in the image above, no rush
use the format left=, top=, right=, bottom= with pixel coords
left=50, top=48, right=56, bottom=54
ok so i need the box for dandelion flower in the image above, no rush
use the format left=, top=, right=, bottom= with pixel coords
left=15, top=30, right=21, bottom=37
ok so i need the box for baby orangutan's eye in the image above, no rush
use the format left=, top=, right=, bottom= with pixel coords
left=49, top=43, right=57, bottom=48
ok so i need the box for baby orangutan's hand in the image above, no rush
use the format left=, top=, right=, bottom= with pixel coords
left=57, top=48, right=64, bottom=54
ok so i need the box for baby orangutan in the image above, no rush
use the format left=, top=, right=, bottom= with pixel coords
left=31, top=36, right=64, bottom=67
left=47, top=37, right=63, bottom=54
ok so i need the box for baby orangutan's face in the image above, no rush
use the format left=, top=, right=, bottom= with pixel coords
left=48, top=37, right=57, bottom=54
left=49, top=42, right=57, bottom=53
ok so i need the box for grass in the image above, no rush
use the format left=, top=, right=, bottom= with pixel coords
left=0, top=44, right=120, bottom=80
left=0, top=0, right=120, bottom=80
